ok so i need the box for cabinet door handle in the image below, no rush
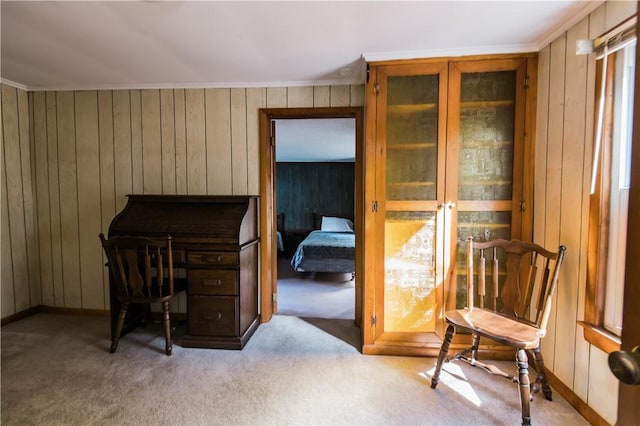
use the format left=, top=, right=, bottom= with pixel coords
left=203, top=279, right=222, bottom=287
left=448, top=201, right=457, bottom=209
left=202, top=312, right=222, bottom=321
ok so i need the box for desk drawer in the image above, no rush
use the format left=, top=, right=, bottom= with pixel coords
left=188, top=270, right=238, bottom=295
left=188, top=251, right=237, bottom=266
left=188, top=295, right=238, bottom=337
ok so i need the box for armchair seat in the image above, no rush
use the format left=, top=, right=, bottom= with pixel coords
left=445, top=308, right=545, bottom=349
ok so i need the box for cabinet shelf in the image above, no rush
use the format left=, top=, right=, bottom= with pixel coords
left=461, top=140, right=512, bottom=148
left=387, top=181, right=435, bottom=187
left=460, top=100, right=513, bottom=109
left=458, top=180, right=511, bottom=186
left=388, top=103, right=437, bottom=115
left=458, top=223, right=510, bottom=228
left=387, top=143, right=437, bottom=150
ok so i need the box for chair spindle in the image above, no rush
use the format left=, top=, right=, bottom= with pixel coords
left=478, top=250, right=486, bottom=309
left=492, top=247, right=499, bottom=311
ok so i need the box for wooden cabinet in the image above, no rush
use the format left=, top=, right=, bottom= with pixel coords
left=364, top=55, right=536, bottom=355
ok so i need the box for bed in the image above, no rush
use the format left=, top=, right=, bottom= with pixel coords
left=290, top=215, right=355, bottom=276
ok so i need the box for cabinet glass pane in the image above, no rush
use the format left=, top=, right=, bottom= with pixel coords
left=458, top=71, right=515, bottom=200
left=454, top=211, right=511, bottom=309
left=386, top=75, right=439, bottom=201
left=384, top=211, right=437, bottom=332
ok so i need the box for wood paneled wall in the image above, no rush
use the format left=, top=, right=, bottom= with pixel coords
left=276, top=162, right=355, bottom=230
left=1, top=86, right=41, bottom=316
left=534, top=2, right=635, bottom=424
left=0, top=84, right=363, bottom=317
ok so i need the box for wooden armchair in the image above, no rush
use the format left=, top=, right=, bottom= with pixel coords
left=431, top=237, right=566, bottom=426
left=99, top=234, right=185, bottom=355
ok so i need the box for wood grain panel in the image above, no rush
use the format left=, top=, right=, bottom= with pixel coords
left=141, top=89, right=162, bottom=194
left=2, top=86, right=31, bottom=312
left=246, top=88, right=265, bottom=195
left=554, top=18, right=589, bottom=387
left=160, top=89, right=176, bottom=194
left=130, top=90, right=143, bottom=194
left=350, top=85, right=365, bottom=106
left=56, top=91, right=81, bottom=308
left=276, top=162, right=355, bottom=230
left=18, top=89, right=39, bottom=307
left=313, top=86, right=330, bottom=107
left=205, top=88, right=232, bottom=195
left=75, top=91, right=103, bottom=309
left=330, top=85, right=350, bottom=107
left=46, top=92, right=64, bottom=307
left=1, top=90, right=16, bottom=315
left=231, top=88, right=248, bottom=195
left=588, top=345, right=619, bottom=424
left=174, top=89, right=187, bottom=195
left=33, top=92, right=54, bottom=306
left=185, top=89, right=206, bottom=194
left=287, top=87, right=313, bottom=107
left=266, top=87, right=287, bottom=108
left=98, top=90, right=115, bottom=308
left=534, top=46, right=550, bottom=247
left=605, top=0, right=636, bottom=31
left=543, top=35, right=568, bottom=371
left=112, top=90, right=133, bottom=212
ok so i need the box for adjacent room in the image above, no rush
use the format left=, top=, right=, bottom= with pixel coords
left=274, top=118, right=357, bottom=322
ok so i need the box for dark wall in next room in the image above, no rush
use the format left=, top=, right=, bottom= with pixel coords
left=276, top=162, right=354, bottom=231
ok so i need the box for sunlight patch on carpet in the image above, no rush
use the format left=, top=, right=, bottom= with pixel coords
left=422, top=364, right=482, bottom=407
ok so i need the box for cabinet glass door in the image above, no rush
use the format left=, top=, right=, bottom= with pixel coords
left=447, top=59, right=527, bottom=310
left=376, top=63, right=448, bottom=338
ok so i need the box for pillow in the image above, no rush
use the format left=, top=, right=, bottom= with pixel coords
left=321, top=216, right=353, bottom=232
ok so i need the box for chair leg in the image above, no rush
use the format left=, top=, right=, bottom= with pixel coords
left=470, top=332, right=480, bottom=362
left=530, top=347, right=553, bottom=401
left=431, top=324, right=455, bottom=389
left=516, top=348, right=532, bottom=426
left=110, top=302, right=128, bottom=354
left=162, top=301, right=172, bottom=356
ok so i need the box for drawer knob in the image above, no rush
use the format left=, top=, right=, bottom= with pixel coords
left=203, top=279, right=222, bottom=287
left=200, top=254, right=222, bottom=263
left=202, top=312, right=222, bottom=321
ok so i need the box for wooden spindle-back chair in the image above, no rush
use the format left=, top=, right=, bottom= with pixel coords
left=99, top=233, right=184, bottom=355
left=431, top=237, right=566, bottom=426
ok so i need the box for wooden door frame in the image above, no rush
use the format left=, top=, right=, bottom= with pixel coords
left=258, top=107, right=364, bottom=328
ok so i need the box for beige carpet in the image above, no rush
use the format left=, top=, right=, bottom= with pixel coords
left=276, top=257, right=355, bottom=320
left=1, top=313, right=588, bottom=425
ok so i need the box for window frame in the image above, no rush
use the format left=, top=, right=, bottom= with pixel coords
left=580, top=36, right=635, bottom=354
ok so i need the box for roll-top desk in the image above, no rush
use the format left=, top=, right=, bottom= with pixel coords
left=108, top=195, right=260, bottom=349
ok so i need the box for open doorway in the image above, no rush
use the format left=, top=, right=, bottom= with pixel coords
left=258, top=107, right=364, bottom=347
left=274, top=118, right=356, bottom=320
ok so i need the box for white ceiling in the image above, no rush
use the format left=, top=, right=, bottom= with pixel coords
left=0, top=0, right=602, bottom=162
left=1, top=0, right=602, bottom=91
left=275, top=118, right=355, bottom=162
